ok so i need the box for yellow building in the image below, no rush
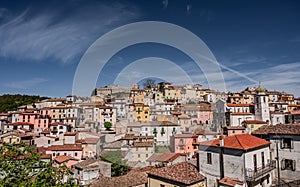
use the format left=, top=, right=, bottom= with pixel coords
left=147, top=162, right=206, bottom=187
left=242, top=120, right=267, bottom=134
left=135, top=103, right=150, bottom=122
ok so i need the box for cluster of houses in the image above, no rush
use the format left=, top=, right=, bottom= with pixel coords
left=0, top=82, right=299, bottom=187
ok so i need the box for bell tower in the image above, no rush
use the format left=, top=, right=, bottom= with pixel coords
left=254, top=84, right=270, bottom=122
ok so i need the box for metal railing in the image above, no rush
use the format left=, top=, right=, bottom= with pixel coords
left=245, top=160, right=276, bottom=181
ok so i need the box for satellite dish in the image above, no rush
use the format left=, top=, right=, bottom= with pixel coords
left=246, top=128, right=250, bottom=133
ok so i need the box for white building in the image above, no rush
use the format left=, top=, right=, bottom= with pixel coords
left=199, top=134, right=275, bottom=187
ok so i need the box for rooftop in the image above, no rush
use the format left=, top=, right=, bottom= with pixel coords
left=47, top=144, right=82, bottom=151
left=252, top=124, right=300, bottom=135
left=219, top=177, right=244, bottom=186
left=199, top=134, right=270, bottom=151
left=91, top=170, right=147, bottom=187
left=147, top=162, right=205, bottom=185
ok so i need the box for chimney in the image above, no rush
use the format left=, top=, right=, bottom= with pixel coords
left=219, top=135, right=225, bottom=179
left=219, top=135, right=224, bottom=147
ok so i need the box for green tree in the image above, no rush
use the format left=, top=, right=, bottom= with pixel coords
left=0, top=143, right=78, bottom=187
left=104, top=121, right=112, bottom=130
left=101, top=150, right=129, bottom=177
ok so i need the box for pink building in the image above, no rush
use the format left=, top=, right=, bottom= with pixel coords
left=170, top=134, right=199, bottom=156
left=46, top=144, right=83, bottom=160
left=19, top=111, right=51, bottom=133
left=223, top=126, right=247, bottom=136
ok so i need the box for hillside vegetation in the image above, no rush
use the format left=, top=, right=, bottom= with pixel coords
left=0, top=94, right=49, bottom=113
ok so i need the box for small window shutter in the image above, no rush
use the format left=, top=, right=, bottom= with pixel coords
left=281, top=159, right=286, bottom=170
left=292, top=160, right=296, bottom=171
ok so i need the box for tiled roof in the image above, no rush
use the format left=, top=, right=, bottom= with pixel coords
left=231, top=112, right=253, bottom=115
left=199, top=134, right=270, bottom=150
left=41, top=128, right=50, bottom=134
left=64, top=132, right=76, bottom=136
left=47, top=144, right=83, bottom=151
left=133, top=141, right=154, bottom=147
left=252, top=124, right=300, bottom=135
left=7, top=122, right=34, bottom=126
left=91, top=170, right=147, bottom=187
left=54, top=155, right=78, bottom=163
left=219, top=177, right=244, bottom=186
left=147, top=153, right=185, bottom=163
left=242, top=120, right=267, bottom=124
left=227, top=103, right=254, bottom=107
left=148, top=162, right=205, bottom=185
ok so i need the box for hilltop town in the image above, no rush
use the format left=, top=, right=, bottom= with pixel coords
left=0, top=82, right=299, bottom=187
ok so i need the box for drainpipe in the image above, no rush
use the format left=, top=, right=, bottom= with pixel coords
left=219, top=135, right=224, bottom=179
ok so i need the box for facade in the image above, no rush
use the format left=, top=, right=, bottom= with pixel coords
left=74, top=159, right=111, bottom=186
left=170, top=134, right=199, bottom=156
left=199, top=134, right=275, bottom=187
left=252, top=124, right=300, bottom=183
left=130, top=141, right=154, bottom=163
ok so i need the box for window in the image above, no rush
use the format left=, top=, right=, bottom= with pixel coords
left=261, top=152, right=265, bottom=168
left=146, top=147, right=148, bottom=151
left=253, top=154, right=257, bottom=172
left=281, top=138, right=293, bottom=149
left=138, top=154, right=140, bottom=158
left=48, top=140, right=51, bottom=144
left=75, top=152, right=78, bottom=157
left=136, top=147, right=138, bottom=151
left=160, top=184, right=165, bottom=187
left=207, top=153, right=212, bottom=164
left=281, top=159, right=296, bottom=171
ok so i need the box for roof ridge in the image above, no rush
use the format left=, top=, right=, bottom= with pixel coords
left=234, top=135, right=245, bottom=149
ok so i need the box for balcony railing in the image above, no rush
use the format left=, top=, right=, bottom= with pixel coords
left=245, top=160, right=276, bottom=181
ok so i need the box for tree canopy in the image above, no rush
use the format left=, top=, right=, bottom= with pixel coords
left=101, top=150, right=129, bottom=177
left=104, top=122, right=112, bottom=130
left=0, top=143, right=78, bottom=187
left=0, top=94, right=49, bottom=113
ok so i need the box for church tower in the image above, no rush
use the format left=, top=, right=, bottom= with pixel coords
left=254, top=84, right=270, bottom=122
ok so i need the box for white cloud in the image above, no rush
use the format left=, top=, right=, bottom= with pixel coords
left=0, top=2, right=140, bottom=63
left=4, top=78, right=47, bottom=89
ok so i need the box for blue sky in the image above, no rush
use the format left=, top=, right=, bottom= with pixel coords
left=0, top=0, right=300, bottom=97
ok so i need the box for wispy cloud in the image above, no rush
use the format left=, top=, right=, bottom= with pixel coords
left=4, top=78, right=47, bottom=89
left=0, top=2, right=140, bottom=64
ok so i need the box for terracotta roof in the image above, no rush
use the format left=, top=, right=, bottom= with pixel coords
left=148, top=162, right=205, bottom=185
left=178, top=114, right=190, bottom=119
left=64, top=132, right=76, bottom=136
left=199, top=134, right=270, bottom=150
left=47, top=144, right=83, bottom=151
left=227, top=103, right=254, bottom=107
left=78, top=138, right=99, bottom=144
left=54, top=155, right=78, bottom=163
left=242, top=120, right=267, bottom=124
left=41, top=128, right=50, bottom=134
left=219, top=177, right=244, bottom=186
left=252, top=124, right=300, bottom=135
left=231, top=112, right=253, bottom=115
left=91, top=170, right=147, bottom=187
left=7, top=122, right=34, bottom=126
left=147, top=153, right=185, bottom=163
left=133, top=141, right=154, bottom=147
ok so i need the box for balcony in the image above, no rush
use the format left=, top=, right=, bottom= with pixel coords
left=245, top=160, right=276, bottom=181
